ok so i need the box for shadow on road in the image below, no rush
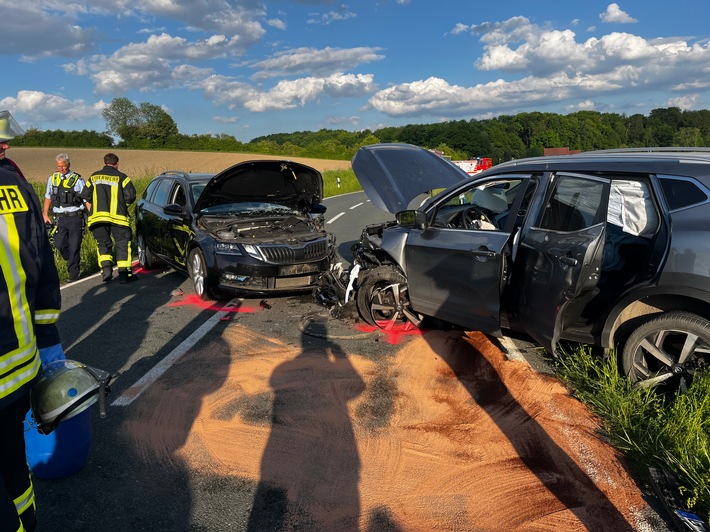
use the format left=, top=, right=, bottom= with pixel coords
left=33, top=269, right=234, bottom=530
left=248, top=320, right=365, bottom=531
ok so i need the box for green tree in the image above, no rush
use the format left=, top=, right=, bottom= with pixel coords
left=673, top=127, right=704, bottom=147
left=102, top=98, right=179, bottom=147
left=102, top=97, right=140, bottom=139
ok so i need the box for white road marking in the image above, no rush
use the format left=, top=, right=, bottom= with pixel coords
left=327, top=212, right=345, bottom=224
left=111, top=298, right=242, bottom=407
left=349, top=203, right=364, bottom=209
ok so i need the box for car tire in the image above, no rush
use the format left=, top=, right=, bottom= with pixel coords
left=136, top=233, right=160, bottom=270
left=188, top=248, right=218, bottom=301
left=622, top=311, right=710, bottom=393
left=356, top=265, right=422, bottom=331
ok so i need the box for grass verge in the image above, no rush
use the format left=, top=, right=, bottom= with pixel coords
left=552, top=345, right=710, bottom=523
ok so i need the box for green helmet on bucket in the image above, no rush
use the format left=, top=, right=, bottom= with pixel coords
left=30, top=359, right=113, bottom=435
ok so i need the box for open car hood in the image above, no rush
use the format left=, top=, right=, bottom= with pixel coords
left=194, top=159, right=323, bottom=213
left=351, top=143, right=468, bottom=213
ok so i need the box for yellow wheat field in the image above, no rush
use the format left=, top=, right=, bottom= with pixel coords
left=11, top=147, right=353, bottom=184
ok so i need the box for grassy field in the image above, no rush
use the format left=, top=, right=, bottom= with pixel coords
left=11, top=147, right=353, bottom=184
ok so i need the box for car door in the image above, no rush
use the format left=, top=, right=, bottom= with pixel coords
left=162, top=182, right=192, bottom=269
left=404, top=176, right=532, bottom=334
left=516, top=173, right=610, bottom=353
left=137, top=177, right=172, bottom=258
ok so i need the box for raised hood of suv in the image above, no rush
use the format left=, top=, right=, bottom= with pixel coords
left=352, top=143, right=468, bottom=213
left=194, top=159, right=323, bottom=213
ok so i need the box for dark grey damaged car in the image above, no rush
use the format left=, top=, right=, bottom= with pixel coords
left=344, top=143, right=710, bottom=392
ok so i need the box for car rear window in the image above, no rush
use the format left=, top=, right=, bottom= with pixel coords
left=657, top=176, right=709, bottom=211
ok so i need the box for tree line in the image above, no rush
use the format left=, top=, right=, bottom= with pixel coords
left=12, top=98, right=710, bottom=162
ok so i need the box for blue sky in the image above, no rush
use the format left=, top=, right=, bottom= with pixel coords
left=3, top=1, right=710, bottom=142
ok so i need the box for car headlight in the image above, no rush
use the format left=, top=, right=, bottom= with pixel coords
left=243, top=244, right=263, bottom=260
left=215, top=242, right=243, bottom=255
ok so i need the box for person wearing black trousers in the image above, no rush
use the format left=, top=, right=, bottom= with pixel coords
left=80, top=152, right=137, bottom=283
left=42, top=153, right=87, bottom=282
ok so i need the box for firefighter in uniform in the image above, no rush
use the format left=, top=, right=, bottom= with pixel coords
left=80, top=153, right=137, bottom=283
left=42, top=154, right=87, bottom=282
left=0, top=111, right=67, bottom=532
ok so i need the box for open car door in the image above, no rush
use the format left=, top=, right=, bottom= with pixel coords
left=404, top=176, right=533, bottom=335
left=516, top=173, right=609, bottom=354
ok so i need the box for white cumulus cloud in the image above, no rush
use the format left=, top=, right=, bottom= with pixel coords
left=600, top=3, right=637, bottom=24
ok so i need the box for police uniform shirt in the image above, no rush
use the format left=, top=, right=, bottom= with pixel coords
left=45, top=171, right=86, bottom=215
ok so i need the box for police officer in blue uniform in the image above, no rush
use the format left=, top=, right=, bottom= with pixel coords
left=0, top=111, right=67, bottom=532
left=42, top=153, right=87, bottom=282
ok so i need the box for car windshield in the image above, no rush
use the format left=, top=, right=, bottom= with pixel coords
left=191, top=183, right=207, bottom=203
left=199, top=201, right=300, bottom=216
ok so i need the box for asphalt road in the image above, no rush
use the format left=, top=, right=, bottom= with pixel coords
left=30, top=191, right=557, bottom=531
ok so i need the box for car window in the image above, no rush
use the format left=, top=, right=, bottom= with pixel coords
left=657, top=176, right=709, bottom=211
left=430, top=178, right=525, bottom=231
left=538, top=175, right=605, bottom=231
left=191, top=183, right=206, bottom=203
left=172, top=184, right=187, bottom=208
left=152, top=179, right=174, bottom=207
left=142, top=179, right=160, bottom=201
left=200, top=201, right=299, bottom=216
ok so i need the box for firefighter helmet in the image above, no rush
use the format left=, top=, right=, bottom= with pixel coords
left=30, top=359, right=113, bottom=435
left=0, top=110, right=24, bottom=142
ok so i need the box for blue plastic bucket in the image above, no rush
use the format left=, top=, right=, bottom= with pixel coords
left=24, top=408, right=93, bottom=480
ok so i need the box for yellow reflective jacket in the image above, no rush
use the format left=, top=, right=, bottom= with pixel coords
left=81, top=165, right=136, bottom=227
left=0, top=167, right=61, bottom=407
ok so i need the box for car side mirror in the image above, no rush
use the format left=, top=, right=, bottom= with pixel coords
left=163, top=203, right=184, bottom=215
left=396, top=210, right=427, bottom=230
left=310, top=203, right=327, bottom=215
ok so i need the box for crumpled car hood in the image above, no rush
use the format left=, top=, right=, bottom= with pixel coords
left=351, top=143, right=468, bottom=213
left=194, top=159, right=323, bottom=213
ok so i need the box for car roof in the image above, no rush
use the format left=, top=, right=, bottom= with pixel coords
left=487, top=148, right=710, bottom=183
left=156, top=171, right=214, bottom=183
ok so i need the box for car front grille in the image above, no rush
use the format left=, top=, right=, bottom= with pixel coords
left=258, top=238, right=329, bottom=264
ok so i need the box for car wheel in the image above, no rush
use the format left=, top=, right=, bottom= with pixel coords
left=356, top=266, right=422, bottom=331
left=622, top=311, right=710, bottom=393
left=136, top=233, right=160, bottom=270
left=188, top=248, right=217, bottom=301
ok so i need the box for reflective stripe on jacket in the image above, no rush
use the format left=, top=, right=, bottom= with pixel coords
left=81, top=165, right=136, bottom=227
left=0, top=168, right=61, bottom=407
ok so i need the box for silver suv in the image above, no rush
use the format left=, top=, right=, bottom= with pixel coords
left=344, top=144, right=710, bottom=392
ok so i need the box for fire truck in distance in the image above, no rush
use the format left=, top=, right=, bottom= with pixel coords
left=452, top=157, right=493, bottom=176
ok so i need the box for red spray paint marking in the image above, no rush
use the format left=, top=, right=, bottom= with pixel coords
left=356, top=323, right=423, bottom=345
left=167, top=294, right=257, bottom=314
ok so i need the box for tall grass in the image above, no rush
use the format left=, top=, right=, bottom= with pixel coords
left=322, top=168, right=361, bottom=197
left=553, top=345, right=710, bottom=522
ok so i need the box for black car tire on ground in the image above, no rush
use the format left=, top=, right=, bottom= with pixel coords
left=356, top=265, right=421, bottom=331
left=188, top=248, right=219, bottom=301
left=622, top=311, right=710, bottom=393
left=137, top=233, right=161, bottom=270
